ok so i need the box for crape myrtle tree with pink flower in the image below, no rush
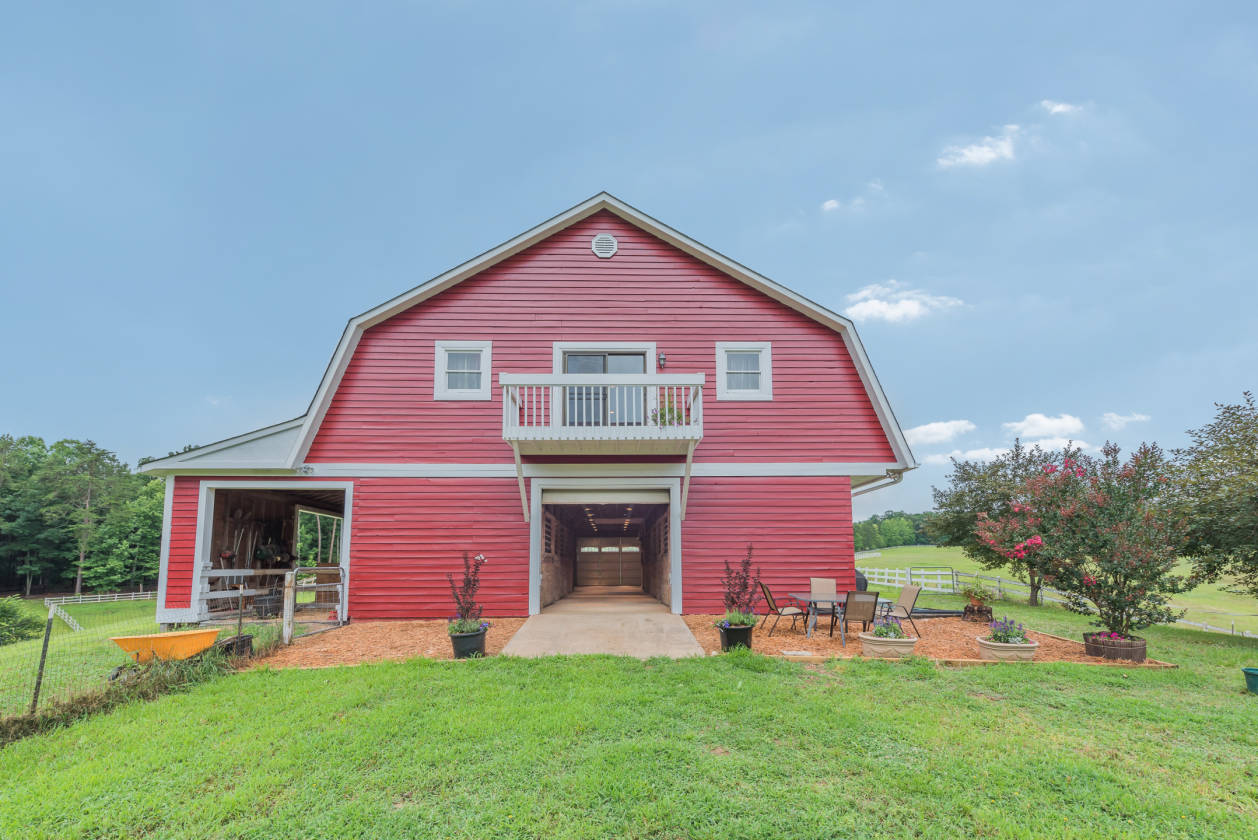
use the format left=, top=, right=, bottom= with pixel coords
left=979, top=442, right=1188, bottom=639
left=929, top=440, right=1060, bottom=605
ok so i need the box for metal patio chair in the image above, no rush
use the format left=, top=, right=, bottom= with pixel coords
left=885, top=584, right=922, bottom=637
left=758, top=582, right=805, bottom=636
left=833, top=590, right=879, bottom=645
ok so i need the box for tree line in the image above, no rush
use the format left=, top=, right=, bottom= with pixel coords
left=853, top=511, right=936, bottom=552
left=0, top=436, right=165, bottom=596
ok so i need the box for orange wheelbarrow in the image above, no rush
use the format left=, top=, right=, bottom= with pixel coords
left=110, top=628, right=221, bottom=663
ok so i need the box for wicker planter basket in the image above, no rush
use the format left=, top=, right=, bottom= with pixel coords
left=858, top=633, right=918, bottom=659
left=1083, top=633, right=1146, bottom=663
left=977, top=637, right=1039, bottom=662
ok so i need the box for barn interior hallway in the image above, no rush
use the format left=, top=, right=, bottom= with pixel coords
left=538, top=500, right=673, bottom=611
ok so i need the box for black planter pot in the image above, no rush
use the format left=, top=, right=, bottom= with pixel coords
left=718, top=625, right=754, bottom=652
left=450, top=628, right=487, bottom=659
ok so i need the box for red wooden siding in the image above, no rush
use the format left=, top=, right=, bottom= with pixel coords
left=306, top=210, right=896, bottom=464
left=680, top=476, right=854, bottom=614
left=162, top=476, right=530, bottom=618
left=348, top=478, right=528, bottom=618
left=164, top=476, right=201, bottom=608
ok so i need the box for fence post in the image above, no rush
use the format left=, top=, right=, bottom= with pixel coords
left=29, top=604, right=56, bottom=715
left=282, top=571, right=296, bottom=645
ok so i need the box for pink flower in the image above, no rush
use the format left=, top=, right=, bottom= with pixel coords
left=1044, top=465, right=1058, bottom=474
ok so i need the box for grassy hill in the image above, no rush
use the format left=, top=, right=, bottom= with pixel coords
left=1, top=600, right=1255, bottom=838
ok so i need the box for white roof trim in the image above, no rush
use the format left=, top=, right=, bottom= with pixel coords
left=139, top=417, right=306, bottom=474
left=283, top=192, right=917, bottom=471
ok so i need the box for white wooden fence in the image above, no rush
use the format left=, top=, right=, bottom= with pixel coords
left=43, top=591, right=156, bottom=607
left=40, top=591, right=156, bottom=632
left=857, top=566, right=1258, bottom=639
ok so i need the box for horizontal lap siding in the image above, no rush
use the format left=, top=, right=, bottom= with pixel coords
left=306, top=211, right=896, bottom=464
left=165, top=476, right=201, bottom=608
left=162, top=476, right=527, bottom=618
left=349, top=478, right=527, bottom=618
left=681, top=476, right=854, bottom=614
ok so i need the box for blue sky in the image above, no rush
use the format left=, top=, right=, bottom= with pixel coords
left=2, top=3, right=1255, bottom=518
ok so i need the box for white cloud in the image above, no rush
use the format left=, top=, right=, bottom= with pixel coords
left=1101, top=411, right=1151, bottom=431
left=843, top=280, right=963, bottom=323
left=905, top=419, right=976, bottom=446
left=1002, top=413, right=1085, bottom=439
left=1040, top=99, right=1081, bottom=115
left=922, top=447, right=1009, bottom=466
left=819, top=180, right=884, bottom=214
left=937, top=125, right=1019, bottom=168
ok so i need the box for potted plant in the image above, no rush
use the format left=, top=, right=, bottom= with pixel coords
left=859, top=616, right=917, bottom=658
left=447, top=552, right=489, bottom=659
left=977, top=616, right=1039, bottom=662
left=961, top=583, right=994, bottom=608
left=715, top=544, right=760, bottom=651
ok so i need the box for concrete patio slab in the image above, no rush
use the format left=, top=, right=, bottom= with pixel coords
left=502, top=586, right=703, bottom=659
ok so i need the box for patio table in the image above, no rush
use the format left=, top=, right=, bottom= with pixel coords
left=789, top=592, right=893, bottom=640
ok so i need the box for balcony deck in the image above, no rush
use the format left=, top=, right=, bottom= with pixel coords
left=500, top=373, right=704, bottom=456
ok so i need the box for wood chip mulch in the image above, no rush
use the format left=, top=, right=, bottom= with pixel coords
left=255, top=617, right=528, bottom=669
left=682, top=615, right=1171, bottom=666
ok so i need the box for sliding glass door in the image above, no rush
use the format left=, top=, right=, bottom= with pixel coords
left=563, top=353, right=646, bottom=426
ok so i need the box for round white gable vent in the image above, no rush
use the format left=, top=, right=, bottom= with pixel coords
left=591, top=233, right=618, bottom=258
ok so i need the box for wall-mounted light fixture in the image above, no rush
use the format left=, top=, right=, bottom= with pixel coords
left=657, top=351, right=667, bottom=368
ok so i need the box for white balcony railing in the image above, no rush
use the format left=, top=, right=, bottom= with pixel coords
left=500, top=373, right=704, bottom=455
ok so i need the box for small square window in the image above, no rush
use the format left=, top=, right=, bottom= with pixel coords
left=434, top=341, right=492, bottom=400
left=715, top=342, right=772, bottom=400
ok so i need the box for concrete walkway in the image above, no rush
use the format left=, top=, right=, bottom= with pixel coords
left=502, top=586, right=703, bottom=659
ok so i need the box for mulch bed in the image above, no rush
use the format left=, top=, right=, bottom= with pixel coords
left=256, top=617, right=528, bottom=669
left=682, top=615, right=1175, bottom=666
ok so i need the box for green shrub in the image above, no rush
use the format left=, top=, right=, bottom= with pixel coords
left=0, top=597, right=44, bottom=646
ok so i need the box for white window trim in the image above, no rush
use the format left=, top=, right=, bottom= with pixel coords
left=434, top=340, right=492, bottom=401
left=715, top=341, right=772, bottom=400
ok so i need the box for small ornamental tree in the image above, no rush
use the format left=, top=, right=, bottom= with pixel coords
left=983, top=443, right=1187, bottom=638
left=718, top=543, right=761, bottom=626
left=447, top=552, right=488, bottom=634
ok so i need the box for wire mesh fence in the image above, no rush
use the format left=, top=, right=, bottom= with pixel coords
left=1, top=598, right=162, bottom=719
left=0, top=593, right=325, bottom=722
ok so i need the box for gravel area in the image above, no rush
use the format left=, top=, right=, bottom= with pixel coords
left=257, top=617, right=528, bottom=669
left=683, top=615, right=1170, bottom=665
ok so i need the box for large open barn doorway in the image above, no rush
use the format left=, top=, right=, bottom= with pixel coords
left=193, top=481, right=353, bottom=624
left=538, top=498, right=670, bottom=610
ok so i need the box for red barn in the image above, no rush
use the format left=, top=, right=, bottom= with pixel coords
left=140, top=194, right=916, bottom=623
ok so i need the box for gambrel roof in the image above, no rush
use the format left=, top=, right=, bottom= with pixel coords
left=141, top=192, right=917, bottom=477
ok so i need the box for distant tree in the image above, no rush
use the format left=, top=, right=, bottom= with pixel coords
left=38, top=440, right=132, bottom=594
left=0, top=436, right=71, bottom=595
left=1175, top=393, right=1258, bottom=599
left=85, top=477, right=164, bottom=591
left=928, top=440, right=1060, bottom=605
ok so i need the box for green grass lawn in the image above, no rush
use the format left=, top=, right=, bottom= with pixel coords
left=1, top=603, right=1256, bottom=839
left=861, top=545, right=1258, bottom=635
